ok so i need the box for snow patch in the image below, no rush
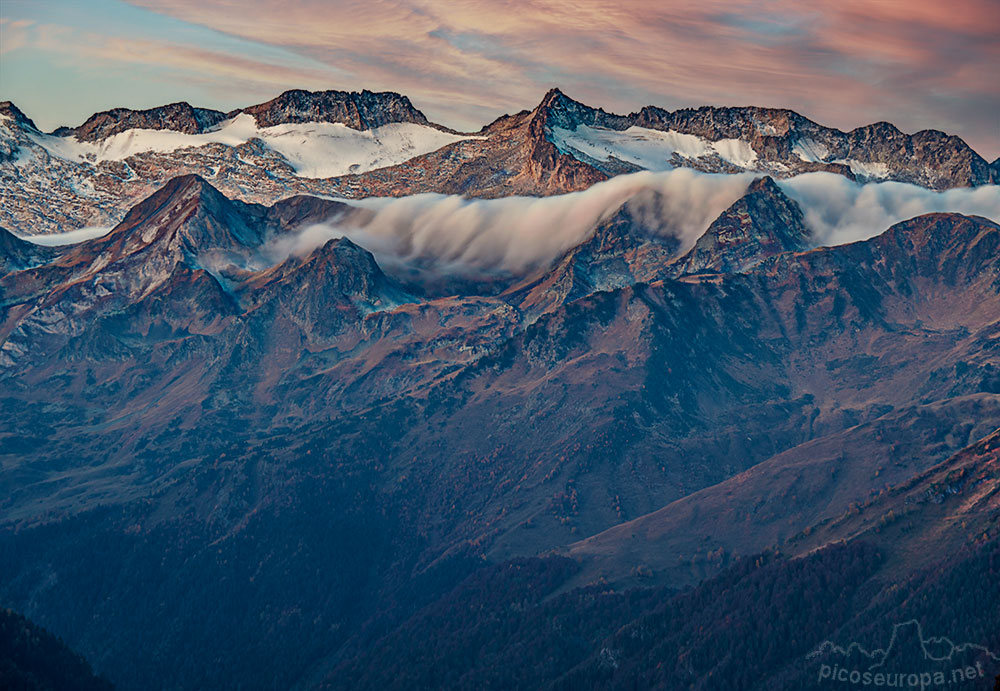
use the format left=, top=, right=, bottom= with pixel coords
left=552, top=125, right=757, bottom=170
left=793, top=138, right=830, bottom=163
left=838, top=159, right=891, bottom=180
left=712, top=138, right=758, bottom=167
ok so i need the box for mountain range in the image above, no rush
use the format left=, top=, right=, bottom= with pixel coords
left=3, top=88, right=998, bottom=236
left=1, top=86, right=999, bottom=690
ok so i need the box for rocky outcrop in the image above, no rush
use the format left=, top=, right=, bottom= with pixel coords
left=234, top=89, right=431, bottom=130
left=531, top=87, right=632, bottom=132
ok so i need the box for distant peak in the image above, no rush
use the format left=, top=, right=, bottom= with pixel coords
left=854, top=120, right=903, bottom=136
left=747, top=175, right=781, bottom=195
left=540, top=87, right=567, bottom=105
left=0, top=101, right=39, bottom=131
left=235, top=88, right=430, bottom=130
left=532, top=88, right=631, bottom=132
left=59, top=102, right=227, bottom=141
left=536, top=87, right=588, bottom=114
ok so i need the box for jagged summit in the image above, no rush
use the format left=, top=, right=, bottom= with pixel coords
left=634, top=104, right=814, bottom=141
left=635, top=105, right=994, bottom=188
left=675, top=175, right=810, bottom=274
left=533, top=88, right=632, bottom=131
left=234, top=88, right=431, bottom=130
left=55, top=102, right=228, bottom=141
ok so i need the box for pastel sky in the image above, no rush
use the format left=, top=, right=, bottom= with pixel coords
left=2, top=0, right=998, bottom=158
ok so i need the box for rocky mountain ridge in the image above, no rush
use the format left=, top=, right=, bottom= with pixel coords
left=2, top=88, right=996, bottom=237
left=522, top=88, right=998, bottom=189
left=49, top=89, right=432, bottom=141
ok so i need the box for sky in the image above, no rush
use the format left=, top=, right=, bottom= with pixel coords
left=1, top=0, right=998, bottom=159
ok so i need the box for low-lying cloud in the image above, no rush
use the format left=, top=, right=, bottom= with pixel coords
left=274, top=171, right=1000, bottom=280
left=781, top=173, right=1000, bottom=246
left=22, top=172, right=1000, bottom=287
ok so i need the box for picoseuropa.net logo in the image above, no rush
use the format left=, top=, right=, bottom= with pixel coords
left=808, top=620, right=999, bottom=689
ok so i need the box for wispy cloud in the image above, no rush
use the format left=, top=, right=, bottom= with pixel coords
left=113, top=0, right=999, bottom=156
left=0, top=17, right=34, bottom=55
left=31, top=25, right=339, bottom=94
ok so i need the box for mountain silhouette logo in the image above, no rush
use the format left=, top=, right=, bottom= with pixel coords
left=809, top=620, right=999, bottom=688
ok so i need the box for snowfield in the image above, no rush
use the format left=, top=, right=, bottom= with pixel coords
left=25, top=114, right=477, bottom=179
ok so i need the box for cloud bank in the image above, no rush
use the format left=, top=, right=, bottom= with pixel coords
left=22, top=172, right=1000, bottom=285
left=274, top=172, right=1000, bottom=279
left=781, top=174, right=1000, bottom=247
left=267, top=169, right=751, bottom=278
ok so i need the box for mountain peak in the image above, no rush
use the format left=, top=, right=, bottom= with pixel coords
left=303, top=236, right=388, bottom=283
left=539, top=87, right=568, bottom=106
left=101, top=174, right=264, bottom=260
left=532, top=88, right=631, bottom=132
left=57, top=102, right=228, bottom=142
left=245, top=234, right=406, bottom=321
left=235, top=89, right=430, bottom=130
left=140, top=173, right=228, bottom=208
left=675, top=175, right=810, bottom=274
left=0, top=101, right=39, bottom=131
left=746, top=175, right=782, bottom=195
